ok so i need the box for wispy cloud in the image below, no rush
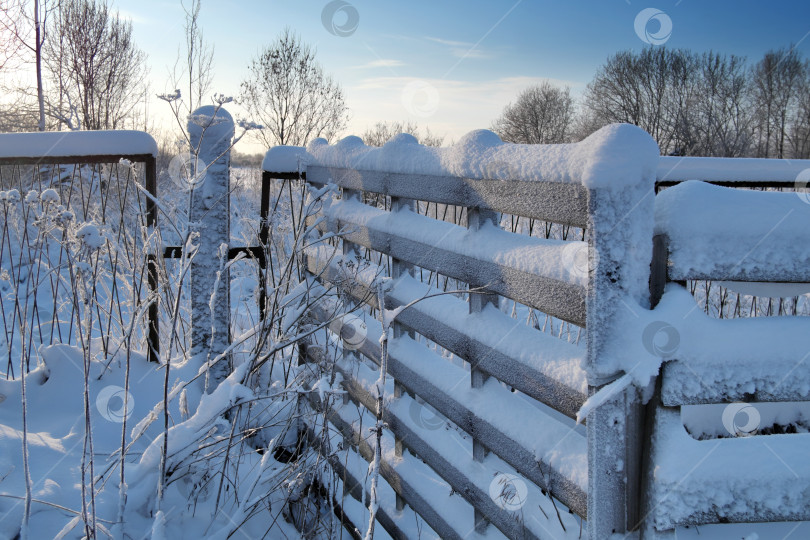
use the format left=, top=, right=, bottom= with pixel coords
left=353, top=59, right=406, bottom=69
left=425, top=36, right=493, bottom=59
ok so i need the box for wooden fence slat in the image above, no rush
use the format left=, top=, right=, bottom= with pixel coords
left=306, top=249, right=588, bottom=418
left=307, top=165, right=589, bottom=227
left=316, top=203, right=588, bottom=326
left=309, top=301, right=589, bottom=519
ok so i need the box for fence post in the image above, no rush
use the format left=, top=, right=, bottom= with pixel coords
left=390, top=194, right=416, bottom=513
left=467, top=205, right=500, bottom=534
left=145, top=155, right=160, bottom=364
left=188, top=105, right=234, bottom=391
left=584, top=126, right=658, bottom=538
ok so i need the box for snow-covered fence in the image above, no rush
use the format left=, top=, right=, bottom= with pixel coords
left=263, top=125, right=665, bottom=539
left=0, top=130, right=160, bottom=367
left=640, top=160, right=810, bottom=536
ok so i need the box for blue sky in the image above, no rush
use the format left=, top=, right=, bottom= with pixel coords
left=114, top=0, right=810, bottom=152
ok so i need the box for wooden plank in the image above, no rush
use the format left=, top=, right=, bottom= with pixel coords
left=305, top=426, right=409, bottom=540
left=307, top=253, right=587, bottom=419
left=316, top=208, right=587, bottom=326
left=645, top=408, right=810, bottom=530
left=328, top=360, right=547, bottom=540
left=668, top=265, right=810, bottom=284
left=308, top=165, right=589, bottom=227
left=317, top=398, right=469, bottom=540
left=661, top=358, right=810, bottom=406
left=309, top=301, right=589, bottom=519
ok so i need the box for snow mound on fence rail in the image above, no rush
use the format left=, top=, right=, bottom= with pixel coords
left=263, top=123, right=660, bottom=189
left=655, top=180, right=810, bottom=281
left=658, top=155, right=810, bottom=183
left=0, top=130, right=158, bottom=159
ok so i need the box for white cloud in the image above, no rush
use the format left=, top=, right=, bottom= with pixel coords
left=425, top=37, right=474, bottom=48
left=353, top=59, right=405, bottom=69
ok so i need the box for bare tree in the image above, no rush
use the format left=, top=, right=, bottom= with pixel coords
left=239, top=28, right=348, bottom=147
left=491, top=82, right=574, bottom=144
left=584, top=48, right=681, bottom=152
left=44, top=0, right=148, bottom=130
left=169, top=0, right=214, bottom=118
left=788, top=64, right=810, bottom=158
left=0, top=0, right=58, bottom=131
left=690, top=52, right=753, bottom=157
left=362, top=120, right=444, bottom=147
left=751, top=47, right=806, bottom=158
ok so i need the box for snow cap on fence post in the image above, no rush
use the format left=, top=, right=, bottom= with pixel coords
left=187, top=105, right=234, bottom=391
left=583, top=123, right=659, bottom=380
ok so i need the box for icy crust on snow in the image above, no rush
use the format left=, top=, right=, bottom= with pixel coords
left=0, top=130, right=158, bottom=158
left=264, top=123, right=659, bottom=189
left=658, top=155, right=810, bottom=183
left=649, top=407, right=810, bottom=529
left=655, top=180, right=810, bottom=281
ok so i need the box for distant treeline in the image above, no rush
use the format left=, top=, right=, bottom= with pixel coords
left=494, top=46, right=810, bottom=159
